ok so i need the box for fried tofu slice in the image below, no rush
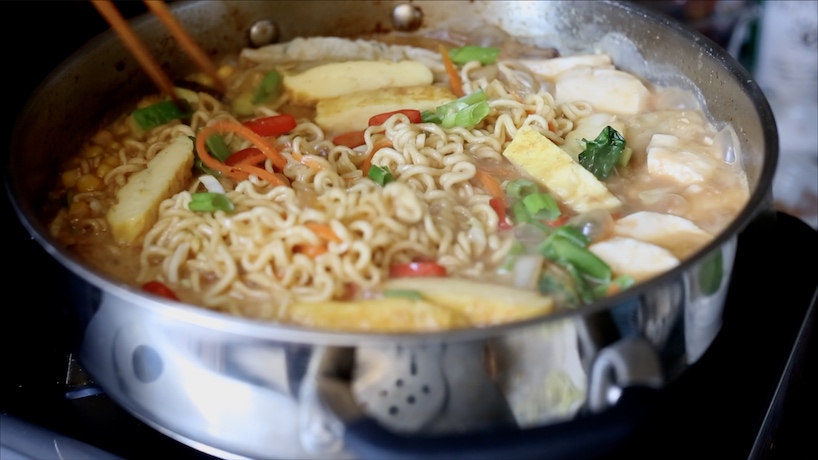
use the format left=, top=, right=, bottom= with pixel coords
left=382, top=277, right=554, bottom=326
left=107, top=136, right=194, bottom=245
left=285, top=298, right=470, bottom=332
left=502, top=125, right=622, bottom=213
left=315, top=84, right=455, bottom=134
left=283, top=60, right=434, bottom=105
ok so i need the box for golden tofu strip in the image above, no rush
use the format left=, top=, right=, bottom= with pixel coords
left=107, top=136, right=194, bottom=245
left=502, top=126, right=621, bottom=213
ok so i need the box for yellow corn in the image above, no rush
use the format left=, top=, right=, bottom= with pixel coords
left=217, top=65, right=234, bottom=79
left=76, top=174, right=104, bottom=192
left=82, top=145, right=104, bottom=158
left=61, top=169, right=82, bottom=188
left=68, top=200, right=91, bottom=219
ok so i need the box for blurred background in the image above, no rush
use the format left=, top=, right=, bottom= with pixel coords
left=635, top=0, right=818, bottom=230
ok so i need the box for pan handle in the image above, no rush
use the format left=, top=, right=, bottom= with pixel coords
left=318, top=376, right=657, bottom=460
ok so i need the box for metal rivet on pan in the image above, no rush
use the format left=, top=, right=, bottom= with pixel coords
left=248, top=19, right=279, bottom=47
left=392, top=3, right=423, bottom=32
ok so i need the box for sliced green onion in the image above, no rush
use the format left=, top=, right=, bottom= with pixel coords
left=522, top=192, right=561, bottom=221
left=205, top=134, right=231, bottom=162
left=190, top=136, right=221, bottom=176
left=189, top=192, right=235, bottom=213
left=253, top=70, right=282, bottom=105
left=449, top=45, right=500, bottom=65
left=510, top=200, right=531, bottom=224
left=384, top=289, right=423, bottom=300
left=131, top=100, right=192, bottom=131
left=542, top=238, right=611, bottom=283
left=550, top=225, right=589, bottom=248
left=505, top=179, right=539, bottom=199
left=421, top=110, right=441, bottom=123
left=368, top=165, right=394, bottom=186
left=433, top=89, right=489, bottom=129
left=443, top=101, right=489, bottom=129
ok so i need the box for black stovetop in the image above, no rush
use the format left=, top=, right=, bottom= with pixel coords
left=1, top=2, right=816, bottom=459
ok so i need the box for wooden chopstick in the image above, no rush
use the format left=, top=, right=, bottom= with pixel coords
left=142, top=0, right=226, bottom=93
left=91, top=0, right=226, bottom=101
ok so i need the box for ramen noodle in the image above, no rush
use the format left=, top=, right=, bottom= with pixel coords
left=46, top=34, right=750, bottom=332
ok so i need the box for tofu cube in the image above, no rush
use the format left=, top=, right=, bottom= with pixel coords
left=555, top=67, right=649, bottom=115
left=614, top=211, right=712, bottom=258
left=519, top=53, right=613, bottom=79
left=589, top=237, right=680, bottom=282
left=646, top=133, right=718, bottom=185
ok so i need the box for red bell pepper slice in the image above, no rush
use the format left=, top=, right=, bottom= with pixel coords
left=368, top=109, right=422, bottom=126
left=225, top=147, right=265, bottom=166
left=489, top=197, right=512, bottom=230
left=332, top=130, right=366, bottom=148
left=142, top=281, right=180, bottom=301
left=242, top=114, right=297, bottom=137
left=389, top=261, right=447, bottom=278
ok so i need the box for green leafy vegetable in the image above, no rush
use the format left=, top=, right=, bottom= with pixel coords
left=131, top=100, right=192, bottom=131
left=578, top=126, right=627, bottom=180
left=368, top=165, right=394, bottom=186
left=189, top=192, right=235, bottom=213
left=449, top=45, right=500, bottom=65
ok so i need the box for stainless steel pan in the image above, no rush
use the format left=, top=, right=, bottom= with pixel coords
left=5, top=1, right=777, bottom=459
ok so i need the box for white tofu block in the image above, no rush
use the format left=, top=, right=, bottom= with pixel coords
left=589, top=236, right=680, bottom=282
left=614, top=211, right=712, bottom=258
left=646, top=133, right=718, bottom=185
left=519, top=54, right=613, bottom=79
left=555, top=67, right=649, bottom=115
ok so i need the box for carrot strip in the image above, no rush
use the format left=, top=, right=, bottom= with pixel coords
left=439, top=44, right=464, bottom=97
left=295, top=244, right=328, bottom=258
left=233, top=163, right=287, bottom=187
left=474, top=169, right=504, bottom=200
left=197, top=120, right=287, bottom=170
left=361, top=139, right=393, bottom=176
left=305, top=223, right=342, bottom=243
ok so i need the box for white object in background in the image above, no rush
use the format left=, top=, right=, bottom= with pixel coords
left=754, top=0, right=818, bottom=229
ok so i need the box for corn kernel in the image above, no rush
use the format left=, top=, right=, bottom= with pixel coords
left=96, top=163, right=113, bottom=178
left=90, top=130, right=114, bottom=146
left=76, top=174, right=104, bottom=192
left=68, top=200, right=91, bottom=219
left=61, top=169, right=82, bottom=188
left=217, top=65, right=234, bottom=79
left=82, top=145, right=104, bottom=158
left=102, top=155, right=121, bottom=167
